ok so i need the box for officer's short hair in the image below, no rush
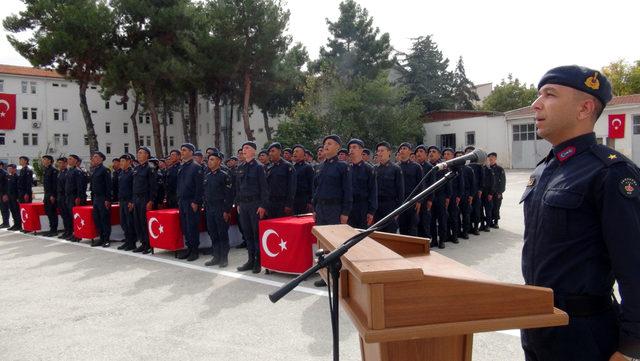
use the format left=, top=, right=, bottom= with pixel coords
left=169, top=149, right=180, bottom=157
left=19, top=156, right=29, bottom=163
left=120, top=154, right=132, bottom=161
left=57, top=157, right=67, bottom=162
left=112, top=158, right=120, bottom=162
left=42, top=155, right=54, bottom=162
left=488, top=152, right=498, bottom=157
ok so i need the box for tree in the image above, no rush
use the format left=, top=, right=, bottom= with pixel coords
left=4, top=0, right=115, bottom=153
left=482, top=74, right=537, bottom=112
left=313, top=0, right=393, bottom=83
left=450, top=57, right=479, bottom=110
left=602, top=59, right=640, bottom=96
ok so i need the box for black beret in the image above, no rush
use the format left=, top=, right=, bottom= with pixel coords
left=415, top=144, right=428, bottom=153
left=42, top=155, right=54, bottom=162
left=242, top=141, right=257, bottom=150
left=205, top=147, right=219, bottom=154
left=398, top=142, right=413, bottom=150
left=137, top=146, right=151, bottom=155
left=376, top=141, right=392, bottom=151
left=194, top=150, right=203, bottom=157
left=427, top=145, right=441, bottom=153
left=283, top=147, right=292, bottom=153
left=229, top=156, right=238, bottom=161
left=181, top=143, right=195, bottom=153
left=169, top=149, right=180, bottom=156
left=362, top=148, right=371, bottom=155
left=209, top=151, right=223, bottom=160
left=338, top=148, right=348, bottom=155
left=538, top=65, right=613, bottom=105
left=19, top=156, right=29, bottom=162
left=120, top=154, right=132, bottom=161
left=292, top=144, right=305, bottom=152
left=258, top=149, right=268, bottom=156
left=7, top=163, right=17, bottom=168
left=268, top=142, right=282, bottom=151
left=69, top=154, right=81, bottom=162
left=488, top=152, right=498, bottom=157
left=149, top=157, right=159, bottom=164
left=323, top=134, right=342, bottom=145
left=464, top=146, right=475, bottom=153
left=442, top=147, right=455, bottom=154
left=454, top=150, right=465, bottom=157
left=304, top=149, right=313, bottom=156
left=112, top=158, right=120, bottom=162
left=347, top=138, right=365, bottom=148
left=92, top=151, right=106, bottom=160
left=57, top=157, right=67, bottom=162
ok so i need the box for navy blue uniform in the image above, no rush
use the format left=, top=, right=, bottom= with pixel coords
left=154, top=168, right=165, bottom=209
left=111, top=168, right=121, bottom=202
left=491, top=164, right=506, bottom=226
left=132, top=162, right=157, bottom=249
left=0, top=168, right=10, bottom=226
left=57, top=169, right=72, bottom=234
left=468, top=163, right=484, bottom=232
left=42, top=165, right=59, bottom=232
left=65, top=167, right=87, bottom=225
left=90, top=164, right=112, bottom=243
left=416, top=161, right=433, bottom=238
left=348, top=160, right=377, bottom=229
left=265, top=159, right=296, bottom=219
left=293, top=160, right=314, bottom=214
left=374, top=161, right=403, bottom=233
left=481, top=165, right=496, bottom=230
left=7, top=172, right=19, bottom=228
left=313, top=155, right=352, bottom=226
left=165, top=163, right=179, bottom=208
left=427, top=161, right=451, bottom=247
left=447, top=168, right=465, bottom=242
left=118, top=167, right=136, bottom=247
left=235, top=158, right=269, bottom=261
left=521, top=133, right=640, bottom=360
left=459, top=165, right=475, bottom=237
left=204, top=167, right=233, bottom=262
left=176, top=159, right=204, bottom=251
left=399, top=160, right=423, bottom=236
left=17, top=166, right=33, bottom=203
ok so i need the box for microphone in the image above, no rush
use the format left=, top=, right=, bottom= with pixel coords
left=435, top=148, right=487, bottom=170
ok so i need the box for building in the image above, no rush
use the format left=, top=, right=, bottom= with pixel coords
left=0, top=64, right=277, bottom=165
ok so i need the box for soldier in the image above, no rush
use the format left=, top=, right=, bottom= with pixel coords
left=338, top=148, right=349, bottom=162
left=265, top=142, right=296, bottom=219
left=347, top=138, right=377, bottom=229
left=164, top=149, right=180, bottom=208
left=89, top=152, right=112, bottom=247
left=17, top=156, right=33, bottom=205
left=194, top=150, right=204, bottom=166
left=0, top=162, right=9, bottom=228
left=373, top=141, right=403, bottom=234
left=116, top=155, right=137, bottom=251
left=235, top=141, right=269, bottom=273
left=149, top=157, right=165, bottom=209
left=292, top=144, right=314, bottom=215
left=64, top=155, right=87, bottom=242
left=489, top=152, right=506, bottom=228
left=41, top=155, right=59, bottom=236
left=56, top=157, right=71, bottom=239
left=176, top=143, right=204, bottom=261
left=111, top=158, right=121, bottom=203
left=426, top=146, right=451, bottom=249
left=455, top=150, right=474, bottom=240
left=131, top=147, right=157, bottom=254
left=414, top=145, right=433, bottom=238
left=203, top=152, right=234, bottom=268
left=258, top=150, right=269, bottom=166
left=304, top=150, right=315, bottom=165
left=283, top=147, right=293, bottom=163
left=465, top=146, right=484, bottom=235
left=443, top=148, right=464, bottom=244
left=480, top=158, right=496, bottom=232
left=316, top=145, right=326, bottom=166
left=6, top=164, right=20, bottom=230
left=397, top=142, right=423, bottom=236
left=226, top=156, right=239, bottom=170
left=362, top=149, right=372, bottom=164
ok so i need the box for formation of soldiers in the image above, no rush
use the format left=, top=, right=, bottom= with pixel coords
left=0, top=136, right=506, bottom=278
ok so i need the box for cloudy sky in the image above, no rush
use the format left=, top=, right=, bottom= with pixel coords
left=1, top=0, right=638, bottom=87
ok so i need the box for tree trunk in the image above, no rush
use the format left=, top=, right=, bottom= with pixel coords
left=226, top=98, right=234, bottom=157
left=188, top=88, right=198, bottom=149
left=162, top=98, right=168, bottom=155
left=78, top=80, right=99, bottom=153
left=242, top=71, right=255, bottom=141
left=180, top=102, right=189, bottom=144
left=213, top=94, right=221, bottom=149
left=145, top=84, right=165, bottom=159
left=130, top=92, right=141, bottom=149
left=262, top=109, right=272, bottom=142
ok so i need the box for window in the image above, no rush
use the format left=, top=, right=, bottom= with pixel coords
left=105, top=122, right=111, bottom=133
left=62, top=109, right=68, bottom=121
left=0, top=132, right=5, bottom=145
left=123, top=122, right=128, bottom=134
left=439, top=133, right=456, bottom=149
left=123, top=102, right=127, bottom=110
left=513, top=123, right=536, bottom=141
left=30, top=81, right=37, bottom=94
left=169, top=136, right=174, bottom=147
left=31, top=108, right=37, bottom=120
left=146, top=136, right=151, bottom=146
left=105, top=101, right=110, bottom=109
left=206, top=122, right=210, bottom=134
left=124, top=143, right=129, bottom=154
left=90, top=85, right=97, bottom=90
left=138, top=113, right=143, bottom=124
left=466, top=131, right=475, bottom=146
left=23, top=133, right=29, bottom=146
left=633, top=115, right=640, bottom=135
left=168, top=113, right=174, bottom=125
left=206, top=102, right=210, bottom=113
left=0, top=80, right=4, bottom=92
left=106, top=143, right=111, bottom=154
left=21, top=81, right=27, bottom=94
left=91, top=110, right=97, bottom=114
left=32, top=133, right=38, bottom=146
left=61, top=83, right=68, bottom=88
left=145, top=114, right=150, bottom=124
left=52, top=83, right=59, bottom=87
left=22, top=107, right=28, bottom=120
left=54, top=133, right=61, bottom=145
left=84, top=135, right=89, bottom=145
left=258, top=128, right=264, bottom=133
left=53, top=109, right=60, bottom=121
left=139, top=136, right=144, bottom=146
left=62, top=134, right=68, bottom=146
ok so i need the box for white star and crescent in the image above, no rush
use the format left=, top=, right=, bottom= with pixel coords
left=261, top=229, right=288, bottom=257
left=148, top=217, right=163, bottom=239
left=73, top=213, right=84, bottom=229
left=20, top=208, right=28, bottom=223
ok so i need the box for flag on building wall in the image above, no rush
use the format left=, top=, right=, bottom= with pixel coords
left=0, top=93, right=16, bottom=130
left=608, top=114, right=625, bottom=139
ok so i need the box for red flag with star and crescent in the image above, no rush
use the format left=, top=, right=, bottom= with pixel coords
left=608, top=114, right=625, bottom=139
left=0, top=93, right=16, bottom=130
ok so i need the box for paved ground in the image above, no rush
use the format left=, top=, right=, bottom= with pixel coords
left=0, top=170, right=534, bottom=361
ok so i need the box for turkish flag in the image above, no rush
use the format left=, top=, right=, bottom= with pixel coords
left=608, top=114, right=625, bottom=139
left=259, top=216, right=317, bottom=274
left=0, top=93, right=16, bottom=130
left=148, top=209, right=185, bottom=251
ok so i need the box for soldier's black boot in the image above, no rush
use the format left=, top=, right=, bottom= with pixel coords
left=438, top=239, right=445, bottom=249
left=237, top=257, right=254, bottom=272
left=187, top=248, right=199, bottom=262
left=252, top=254, right=262, bottom=273
left=219, top=257, right=228, bottom=268
left=205, top=257, right=220, bottom=267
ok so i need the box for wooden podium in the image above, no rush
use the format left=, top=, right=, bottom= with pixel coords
left=313, top=225, right=568, bottom=361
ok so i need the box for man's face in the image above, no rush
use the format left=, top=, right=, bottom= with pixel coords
left=283, top=150, right=292, bottom=161
left=398, top=146, right=411, bottom=160
left=121, top=158, right=131, bottom=168
left=242, top=145, right=256, bottom=160
left=489, top=155, right=497, bottom=166
left=8, top=167, right=16, bottom=175
left=317, top=147, right=325, bottom=160
left=208, top=156, right=220, bottom=170
left=228, top=159, right=237, bottom=168
left=376, top=146, right=390, bottom=163
left=349, top=144, right=363, bottom=162
left=68, top=157, right=77, bottom=167
left=323, top=139, right=340, bottom=158
left=531, top=84, right=586, bottom=145
left=443, top=150, right=454, bottom=161
left=170, top=152, right=179, bottom=164
left=56, top=160, right=66, bottom=170
left=292, top=147, right=304, bottom=162
left=42, top=158, right=51, bottom=167
left=19, top=158, right=27, bottom=167
left=362, top=153, right=370, bottom=162
left=428, top=149, right=441, bottom=162
left=137, top=149, right=149, bottom=163
left=258, top=153, right=268, bottom=164
left=338, top=152, right=347, bottom=161
left=180, top=147, right=193, bottom=161
left=269, top=148, right=281, bottom=162
left=91, top=154, right=103, bottom=167
left=415, top=149, right=427, bottom=163
left=112, top=160, right=120, bottom=170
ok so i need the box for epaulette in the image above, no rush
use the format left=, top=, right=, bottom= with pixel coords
left=590, top=144, right=630, bottom=167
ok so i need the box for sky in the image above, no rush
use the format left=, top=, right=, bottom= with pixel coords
left=1, top=0, right=639, bottom=87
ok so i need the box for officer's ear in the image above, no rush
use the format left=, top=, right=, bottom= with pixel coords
left=575, top=92, right=601, bottom=123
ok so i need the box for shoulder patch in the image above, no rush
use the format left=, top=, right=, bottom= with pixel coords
left=591, top=144, right=628, bottom=167
left=619, top=178, right=640, bottom=198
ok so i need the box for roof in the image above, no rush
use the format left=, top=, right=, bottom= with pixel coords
left=423, top=110, right=502, bottom=123
left=608, top=94, right=640, bottom=106
left=0, top=64, right=64, bottom=79
left=505, top=94, right=640, bottom=120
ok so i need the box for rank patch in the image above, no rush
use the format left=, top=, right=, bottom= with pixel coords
left=527, top=176, right=536, bottom=187
left=619, top=178, right=640, bottom=198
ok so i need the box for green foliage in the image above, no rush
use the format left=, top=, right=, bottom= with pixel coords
left=482, top=74, right=538, bottom=112
left=32, top=154, right=43, bottom=183
left=602, top=59, right=640, bottom=96
left=451, top=57, right=479, bottom=110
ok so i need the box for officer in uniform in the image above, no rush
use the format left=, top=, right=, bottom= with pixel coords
left=283, top=147, right=293, bottom=163
left=64, top=155, right=87, bottom=241
left=313, top=135, right=353, bottom=226
left=176, top=143, right=204, bottom=261
left=489, top=152, right=506, bottom=228
left=397, top=142, right=423, bottom=236
left=347, top=138, right=377, bottom=229
left=338, top=148, right=348, bottom=162
left=203, top=152, right=234, bottom=268
left=89, top=151, right=112, bottom=247
left=479, top=159, right=496, bottom=232
left=362, top=149, right=372, bottom=164
left=443, top=148, right=464, bottom=244
left=521, top=66, right=640, bottom=361
left=0, top=162, right=9, bottom=228
left=132, top=146, right=157, bottom=254
left=235, top=141, right=269, bottom=273
left=465, top=146, right=483, bottom=235
left=55, top=157, right=71, bottom=239
left=17, top=156, right=33, bottom=206
left=292, top=145, right=314, bottom=215
left=164, top=149, right=180, bottom=208
left=315, top=146, right=326, bottom=167
left=116, top=155, right=137, bottom=251
left=265, top=142, right=296, bottom=219
left=414, top=145, right=433, bottom=238
left=373, top=141, right=403, bottom=233
left=111, top=158, right=121, bottom=203
left=258, top=149, right=269, bottom=166
left=6, top=165, right=20, bottom=230
left=41, top=155, right=59, bottom=236
left=426, top=146, right=451, bottom=249
left=455, top=150, right=474, bottom=240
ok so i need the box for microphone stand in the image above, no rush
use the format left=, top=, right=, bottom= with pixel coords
left=269, top=169, right=460, bottom=361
